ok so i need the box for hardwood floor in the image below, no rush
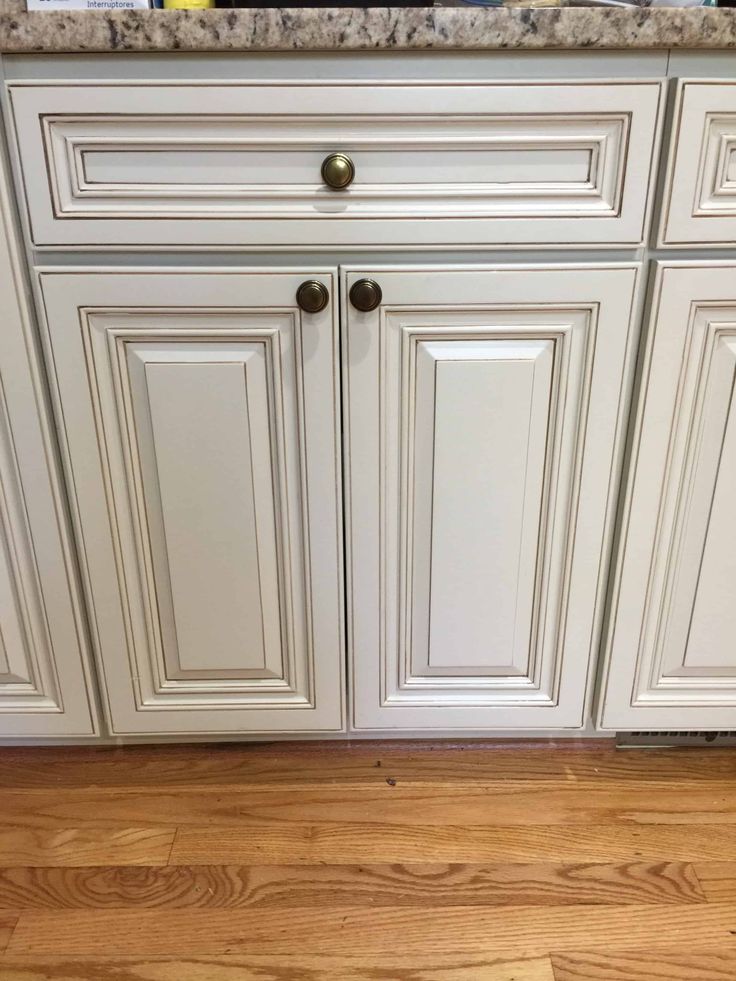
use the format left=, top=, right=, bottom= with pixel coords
left=0, top=740, right=734, bottom=980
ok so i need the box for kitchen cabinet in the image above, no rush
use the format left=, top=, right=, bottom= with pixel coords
left=0, top=157, right=97, bottom=737
left=37, top=269, right=344, bottom=735
left=660, top=81, right=736, bottom=247
left=344, top=264, right=641, bottom=730
left=0, top=55, right=732, bottom=741
left=8, top=79, right=662, bottom=249
left=599, top=263, right=736, bottom=730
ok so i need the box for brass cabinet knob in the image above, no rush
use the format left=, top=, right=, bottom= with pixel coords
left=296, top=280, right=329, bottom=314
left=321, top=152, right=355, bottom=191
left=349, top=279, right=382, bottom=313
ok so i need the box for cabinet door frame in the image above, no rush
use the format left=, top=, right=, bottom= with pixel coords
left=342, top=262, right=643, bottom=732
left=598, top=261, right=736, bottom=731
left=0, top=153, right=98, bottom=739
left=36, top=267, right=345, bottom=736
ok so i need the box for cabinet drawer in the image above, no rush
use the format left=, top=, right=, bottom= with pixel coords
left=661, top=81, right=736, bottom=247
left=9, top=81, right=662, bottom=249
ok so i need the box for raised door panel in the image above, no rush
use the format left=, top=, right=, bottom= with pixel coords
left=0, top=148, right=97, bottom=738
left=599, top=263, right=736, bottom=730
left=10, top=81, right=662, bottom=248
left=38, top=270, right=344, bottom=735
left=344, top=265, right=640, bottom=730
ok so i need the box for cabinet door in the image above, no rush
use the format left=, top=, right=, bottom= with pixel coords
left=344, top=265, right=640, bottom=730
left=600, top=263, right=736, bottom=730
left=0, top=158, right=97, bottom=737
left=39, top=270, right=344, bottom=735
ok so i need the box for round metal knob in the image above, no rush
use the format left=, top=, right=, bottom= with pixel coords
left=321, top=152, right=355, bottom=191
left=349, top=279, right=382, bottom=313
left=296, top=280, right=329, bottom=314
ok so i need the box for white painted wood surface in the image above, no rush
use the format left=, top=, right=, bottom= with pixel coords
left=660, top=80, right=736, bottom=247
left=0, top=137, right=97, bottom=737
left=599, top=263, right=736, bottom=730
left=38, top=269, right=344, bottom=735
left=344, top=264, right=641, bottom=730
left=1, top=59, right=732, bottom=741
left=8, top=80, right=662, bottom=249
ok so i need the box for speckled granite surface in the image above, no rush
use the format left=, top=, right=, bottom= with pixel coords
left=0, top=0, right=735, bottom=52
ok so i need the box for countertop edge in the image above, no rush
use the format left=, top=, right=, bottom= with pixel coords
left=0, top=6, right=735, bottom=53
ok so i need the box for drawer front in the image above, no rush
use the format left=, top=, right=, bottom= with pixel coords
left=661, top=80, right=736, bottom=246
left=9, top=81, right=662, bottom=249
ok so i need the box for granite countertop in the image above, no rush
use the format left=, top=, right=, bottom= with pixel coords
left=0, top=0, right=735, bottom=52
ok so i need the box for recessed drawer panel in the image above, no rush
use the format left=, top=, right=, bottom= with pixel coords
left=661, top=81, right=736, bottom=247
left=9, top=81, right=663, bottom=249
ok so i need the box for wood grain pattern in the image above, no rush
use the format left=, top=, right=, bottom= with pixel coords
left=2, top=784, right=735, bottom=828
left=0, top=862, right=705, bottom=910
left=8, top=903, right=736, bottom=956
left=692, top=861, right=736, bottom=901
left=0, top=743, right=732, bottom=789
left=169, top=822, right=736, bottom=864
left=0, top=953, right=558, bottom=981
left=0, top=915, right=16, bottom=953
left=0, top=829, right=175, bottom=867
left=551, top=950, right=736, bottom=980
left=0, top=743, right=733, bottom=976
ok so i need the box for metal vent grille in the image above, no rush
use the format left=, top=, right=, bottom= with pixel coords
left=617, top=731, right=736, bottom=748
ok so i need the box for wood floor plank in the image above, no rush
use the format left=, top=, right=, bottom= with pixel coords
left=0, top=744, right=733, bottom=974
left=0, top=743, right=732, bottom=790
left=0, top=915, right=17, bottom=953
left=0, top=861, right=705, bottom=910
left=0, top=953, right=556, bottom=981
left=169, top=822, right=736, bottom=864
left=692, top=861, right=736, bottom=901
left=551, top=950, right=736, bottom=980
left=0, top=829, right=175, bottom=867
left=2, top=784, right=735, bottom=828
left=8, top=903, right=736, bottom=956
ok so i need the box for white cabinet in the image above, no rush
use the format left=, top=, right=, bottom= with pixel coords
left=660, top=81, right=736, bottom=247
left=599, top=263, right=736, bottom=731
left=9, top=80, right=662, bottom=249
left=38, top=269, right=344, bottom=735
left=344, top=264, right=641, bottom=730
left=5, top=64, right=732, bottom=741
left=0, top=156, right=97, bottom=737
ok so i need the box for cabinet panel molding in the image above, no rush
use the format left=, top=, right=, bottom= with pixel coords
left=344, top=264, right=641, bottom=730
left=0, top=380, right=64, bottom=710
left=660, top=81, right=736, bottom=246
left=599, top=263, right=736, bottom=730
left=38, top=270, right=344, bottom=735
left=9, top=80, right=662, bottom=249
left=0, top=140, right=97, bottom=738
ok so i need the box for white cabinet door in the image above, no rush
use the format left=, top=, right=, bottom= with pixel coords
left=344, top=265, right=641, bottom=730
left=0, top=154, right=97, bottom=738
left=600, top=263, right=736, bottom=731
left=38, top=269, right=344, bottom=735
